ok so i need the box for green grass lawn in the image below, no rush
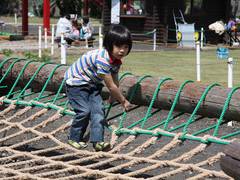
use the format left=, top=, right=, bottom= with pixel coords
left=63, top=48, right=240, bottom=87
left=120, top=49, right=240, bottom=87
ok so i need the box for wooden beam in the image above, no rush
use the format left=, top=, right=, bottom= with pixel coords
left=220, top=141, right=240, bottom=179
left=1, top=60, right=240, bottom=122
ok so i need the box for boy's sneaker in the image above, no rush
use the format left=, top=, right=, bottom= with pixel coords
left=68, top=140, right=88, bottom=149
left=93, top=142, right=111, bottom=152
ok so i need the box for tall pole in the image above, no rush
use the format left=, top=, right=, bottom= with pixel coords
left=196, top=41, right=201, bottom=82
left=83, top=0, right=89, bottom=16
left=22, top=0, right=28, bottom=36
left=43, top=0, right=50, bottom=35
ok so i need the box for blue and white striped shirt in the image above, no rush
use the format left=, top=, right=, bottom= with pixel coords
left=65, top=48, right=121, bottom=86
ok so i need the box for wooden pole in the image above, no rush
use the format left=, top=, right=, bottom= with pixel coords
left=22, top=0, right=28, bottom=36
left=1, top=60, right=240, bottom=122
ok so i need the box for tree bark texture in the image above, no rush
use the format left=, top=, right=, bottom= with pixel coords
left=220, top=141, right=240, bottom=180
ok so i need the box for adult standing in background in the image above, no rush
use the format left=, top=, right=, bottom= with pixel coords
left=55, top=14, right=73, bottom=38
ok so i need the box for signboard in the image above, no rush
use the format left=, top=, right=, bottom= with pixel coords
left=111, top=0, right=120, bottom=24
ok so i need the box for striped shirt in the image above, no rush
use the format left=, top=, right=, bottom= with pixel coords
left=65, top=48, right=122, bottom=86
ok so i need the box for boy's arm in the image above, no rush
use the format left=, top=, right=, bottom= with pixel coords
left=101, top=73, right=131, bottom=110
left=111, top=72, right=119, bottom=87
left=101, top=73, right=125, bottom=104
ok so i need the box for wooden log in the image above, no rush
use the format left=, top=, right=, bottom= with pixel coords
left=1, top=59, right=240, bottom=121
left=220, top=141, right=240, bottom=179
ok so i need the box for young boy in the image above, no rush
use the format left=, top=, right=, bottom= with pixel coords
left=65, top=24, right=132, bottom=151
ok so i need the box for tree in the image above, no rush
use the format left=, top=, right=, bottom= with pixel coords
left=0, top=0, right=20, bottom=15
left=56, top=0, right=82, bottom=16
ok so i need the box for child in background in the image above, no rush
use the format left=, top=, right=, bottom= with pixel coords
left=80, top=16, right=94, bottom=40
left=71, top=20, right=80, bottom=39
left=65, top=24, right=133, bottom=151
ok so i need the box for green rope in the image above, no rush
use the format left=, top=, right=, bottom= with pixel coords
left=163, top=80, right=194, bottom=130
left=0, top=58, right=27, bottom=84
left=181, top=83, right=220, bottom=137
left=105, top=72, right=134, bottom=119
left=141, top=77, right=172, bottom=129
left=6, top=60, right=35, bottom=98
left=213, top=86, right=240, bottom=137
left=15, top=62, right=52, bottom=101
left=117, top=128, right=229, bottom=145
left=51, top=79, right=66, bottom=104
left=117, top=75, right=152, bottom=130
left=34, top=64, right=64, bottom=101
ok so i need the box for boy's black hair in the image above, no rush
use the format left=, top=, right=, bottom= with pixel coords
left=103, top=24, right=132, bottom=55
left=82, top=16, right=90, bottom=24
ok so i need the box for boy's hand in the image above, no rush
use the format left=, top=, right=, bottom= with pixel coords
left=122, top=99, right=133, bottom=111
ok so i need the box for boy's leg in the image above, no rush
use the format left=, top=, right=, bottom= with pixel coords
left=89, top=88, right=105, bottom=143
left=66, top=85, right=90, bottom=142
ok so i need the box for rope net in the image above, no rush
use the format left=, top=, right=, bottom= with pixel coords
left=0, top=98, right=234, bottom=179
left=0, top=58, right=238, bottom=179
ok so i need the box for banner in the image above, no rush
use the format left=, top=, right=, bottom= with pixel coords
left=111, top=0, right=120, bottom=24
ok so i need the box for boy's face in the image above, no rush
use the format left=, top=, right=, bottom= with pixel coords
left=112, top=44, right=129, bottom=60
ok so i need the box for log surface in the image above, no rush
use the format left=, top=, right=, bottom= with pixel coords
left=220, top=141, right=240, bottom=180
left=1, top=59, right=240, bottom=121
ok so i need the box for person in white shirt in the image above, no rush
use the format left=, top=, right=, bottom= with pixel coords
left=55, top=14, right=73, bottom=38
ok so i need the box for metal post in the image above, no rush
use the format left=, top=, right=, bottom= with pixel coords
left=200, top=27, right=204, bottom=49
left=228, top=57, right=233, bottom=88
left=38, top=26, right=42, bottom=58
left=196, top=41, right=201, bottom=81
left=153, top=29, right=156, bottom=51
left=51, top=25, right=55, bottom=55
left=227, top=57, right=233, bottom=126
left=14, top=13, right=18, bottom=34
left=14, top=13, right=17, bottom=25
left=61, top=33, right=66, bottom=64
left=44, top=28, right=48, bottom=49
left=85, top=39, right=89, bottom=48
left=99, top=26, right=103, bottom=49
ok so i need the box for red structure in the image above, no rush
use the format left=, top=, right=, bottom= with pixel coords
left=83, top=0, right=89, bottom=16
left=43, top=0, right=50, bottom=35
left=22, top=0, right=28, bottom=36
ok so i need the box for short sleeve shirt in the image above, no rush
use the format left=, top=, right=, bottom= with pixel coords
left=65, top=48, right=122, bottom=86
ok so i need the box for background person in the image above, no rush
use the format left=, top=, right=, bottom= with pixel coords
left=80, top=16, right=94, bottom=40
left=55, top=14, right=73, bottom=38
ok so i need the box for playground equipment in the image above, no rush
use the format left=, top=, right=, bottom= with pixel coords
left=0, top=58, right=240, bottom=179
left=173, top=10, right=199, bottom=48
